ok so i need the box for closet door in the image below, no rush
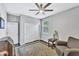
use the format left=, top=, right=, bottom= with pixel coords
left=7, top=22, right=18, bottom=44
left=24, top=23, right=39, bottom=44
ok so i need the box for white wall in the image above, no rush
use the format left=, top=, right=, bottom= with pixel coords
left=7, top=14, right=19, bottom=22
left=0, top=3, right=7, bottom=39
left=20, top=15, right=40, bottom=45
left=7, top=22, right=18, bottom=44
left=7, top=14, right=40, bottom=45
left=7, top=14, right=20, bottom=44
left=43, top=6, right=79, bottom=41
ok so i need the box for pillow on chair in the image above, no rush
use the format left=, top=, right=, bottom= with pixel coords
left=67, top=36, right=79, bottom=48
left=56, top=41, right=67, bottom=46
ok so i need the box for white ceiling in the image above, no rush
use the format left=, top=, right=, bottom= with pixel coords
left=4, top=3, right=79, bottom=19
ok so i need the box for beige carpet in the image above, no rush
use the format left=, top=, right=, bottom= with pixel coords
left=18, top=41, right=58, bottom=56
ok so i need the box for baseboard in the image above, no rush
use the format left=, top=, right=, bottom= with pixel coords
left=19, top=40, right=48, bottom=47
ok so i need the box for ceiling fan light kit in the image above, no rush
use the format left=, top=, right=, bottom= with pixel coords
left=39, top=10, right=43, bottom=13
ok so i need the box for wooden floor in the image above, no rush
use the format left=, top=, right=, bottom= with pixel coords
left=17, top=40, right=58, bottom=56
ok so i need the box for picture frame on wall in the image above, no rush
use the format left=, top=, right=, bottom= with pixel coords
left=0, top=17, right=5, bottom=29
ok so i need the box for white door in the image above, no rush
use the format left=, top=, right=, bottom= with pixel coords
left=7, top=22, right=18, bottom=44
left=24, top=23, right=39, bottom=44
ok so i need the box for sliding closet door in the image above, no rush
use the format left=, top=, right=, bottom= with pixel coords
left=24, top=23, right=39, bottom=44
left=7, top=22, right=18, bottom=44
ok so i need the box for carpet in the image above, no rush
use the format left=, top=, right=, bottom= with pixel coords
left=16, top=40, right=58, bottom=56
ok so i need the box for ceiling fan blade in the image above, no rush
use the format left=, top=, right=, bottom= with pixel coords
left=45, top=9, right=53, bottom=11
left=35, top=3, right=40, bottom=9
left=40, top=3, right=43, bottom=9
left=35, top=12, right=40, bottom=15
left=29, top=9, right=39, bottom=11
left=43, top=3, right=51, bottom=9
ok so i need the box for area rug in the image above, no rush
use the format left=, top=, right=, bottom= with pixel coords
left=17, top=40, right=58, bottom=56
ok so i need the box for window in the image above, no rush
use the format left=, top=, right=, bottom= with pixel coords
left=42, top=21, right=48, bottom=33
left=0, top=17, right=5, bottom=29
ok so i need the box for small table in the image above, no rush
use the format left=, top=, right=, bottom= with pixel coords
left=48, top=38, right=57, bottom=48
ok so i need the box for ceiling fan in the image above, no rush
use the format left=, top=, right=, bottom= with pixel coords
left=29, top=3, right=53, bottom=15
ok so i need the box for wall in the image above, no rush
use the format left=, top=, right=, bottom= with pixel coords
left=43, top=6, right=79, bottom=41
left=0, top=3, right=7, bottom=39
left=7, top=14, right=20, bottom=22
left=7, top=14, right=20, bottom=44
left=7, top=22, right=18, bottom=44
left=7, top=14, right=40, bottom=45
left=20, top=15, right=40, bottom=45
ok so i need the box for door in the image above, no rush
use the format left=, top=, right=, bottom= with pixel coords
left=24, top=23, right=39, bottom=44
left=7, top=22, right=18, bottom=44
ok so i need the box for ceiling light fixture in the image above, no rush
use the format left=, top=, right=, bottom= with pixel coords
left=29, top=3, right=53, bottom=15
left=39, top=10, right=43, bottom=13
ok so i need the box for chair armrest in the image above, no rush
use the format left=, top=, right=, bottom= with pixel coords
left=64, top=48, right=79, bottom=56
left=56, top=41, right=67, bottom=46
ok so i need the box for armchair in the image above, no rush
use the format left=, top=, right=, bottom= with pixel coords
left=56, top=36, right=79, bottom=56
left=64, top=48, right=79, bottom=56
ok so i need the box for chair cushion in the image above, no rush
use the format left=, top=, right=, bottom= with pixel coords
left=67, top=36, right=79, bottom=48
left=56, top=46, right=68, bottom=56
left=64, top=48, right=79, bottom=56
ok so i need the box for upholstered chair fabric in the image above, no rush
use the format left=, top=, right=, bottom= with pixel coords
left=67, top=37, right=79, bottom=48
